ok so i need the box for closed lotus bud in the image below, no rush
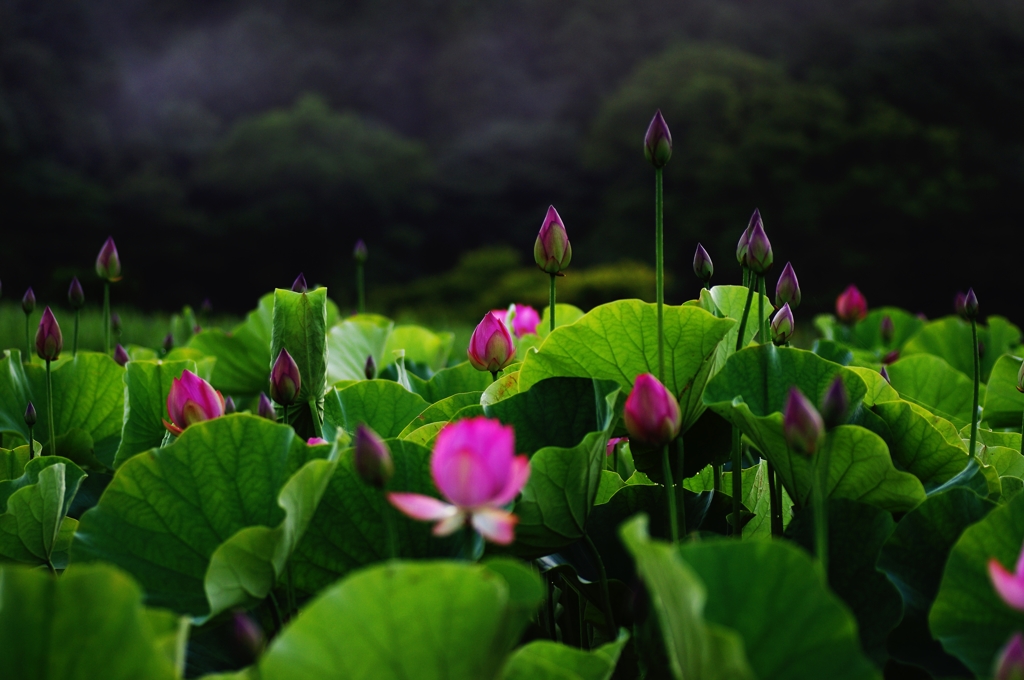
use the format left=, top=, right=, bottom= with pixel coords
left=820, top=376, right=849, bottom=429
left=954, top=292, right=967, bottom=319
left=775, top=262, right=801, bottom=309
left=534, top=205, right=572, bottom=274
left=963, top=288, right=979, bottom=320
left=24, top=402, right=37, bottom=427
left=162, top=333, right=174, bottom=353
left=783, top=387, right=824, bottom=456
left=68, top=277, right=85, bottom=310
left=835, top=285, right=868, bottom=324
left=364, top=355, right=376, bottom=380
left=882, top=350, right=900, bottom=365
left=623, top=373, right=682, bottom=446
left=693, top=243, right=713, bottom=283
left=113, top=344, right=130, bottom=366
left=353, top=423, right=394, bottom=488
left=880, top=366, right=891, bottom=383
left=736, top=210, right=760, bottom=266
left=770, top=303, right=795, bottom=346
left=230, top=610, right=266, bottom=664
left=201, top=298, right=213, bottom=315
left=353, top=239, right=368, bottom=263
left=291, top=273, right=307, bottom=293
left=35, top=307, right=63, bottom=361
left=257, top=392, right=277, bottom=421
left=111, top=312, right=122, bottom=334
left=270, top=348, right=302, bottom=406
left=224, top=395, right=237, bottom=414
left=467, top=312, right=516, bottom=372
left=95, top=236, right=122, bottom=281
left=880, top=315, right=895, bottom=344
left=745, top=218, right=773, bottom=275
left=995, top=632, right=1024, bottom=680
left=22, top=287, right=35, bottom=315
left=643, top=110, right=672, bottom=168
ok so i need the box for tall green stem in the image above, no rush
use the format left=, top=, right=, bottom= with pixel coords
left=734, top=278, right=756, bottom=353
left=73, top=310, right=80, bottom=357
left=758, top=276, right=768, bottom=343
left=357, top=262, right=365, bottom=314
left=24, top=313, right=31, bottom=364
left=661, top=444, right=678, bottom=542
left=813, top=442, right=831, bottom=578
left=583, top=533, right=617, bottom=641
left=103, top=282, right=111, bottom=355
left=969, top=319, right=980, bottom=459
left=27, top=426, right=34, bottom=459
left=549, top=273, right=557, bottom=333
left=712, top=463, right=721, bottom=493
left=730, top=427, right=742, bottom=538
left=655, top=167, right=665, bottom=382
left=767, top=461, right=781, bottom=537
left=45, top=360, right=56, bottom=456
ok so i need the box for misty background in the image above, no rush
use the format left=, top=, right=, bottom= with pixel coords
left=2, top=0, right=1022, bottom=325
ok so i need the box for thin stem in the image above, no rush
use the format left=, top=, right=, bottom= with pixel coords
left=549, top=273, right=557, bottom=334
left=286, top=563, right=296, bottom=619
left=46, top=360, right=56, bottom=456
left=767, top=461, right=781, bottom=537
left=28, top=426, right=34, bottom=460
left=661, top=444, right=678, bottom=543
left=103, top=282, right=111, bottom=355
left=813, top=447, right=829, bottom=578
left=73, top=310, right=80, bottom=357
left=968, top=319, right=981, bottom=459
left=546, top=575, right=558, bottom=640
left=734, top=278, right=757, bottom=352
left=267, top=591, right=284, bottom=637
left=490, top=370, right=498, bottom=383
left=758, top=275, right=768, bottom=344
left=676, top=437, right=687, bottom=536
left=655, top=167, right=665, bottom=382
left=582, top=533, right=617, bottom=641
left=731, top=426, right=742, bottom=538
left=24, top=313, right=30, bottom=364
left=357, top=262, right=365, bottom=314
left=713, top=463, right=721, bottom=493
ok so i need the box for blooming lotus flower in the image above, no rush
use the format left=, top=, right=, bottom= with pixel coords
left=257, top=393, right=276, bottom=421
left=270, top=348, right=302, bottom=406
left=35, top=307, right=63, bottom=361
left=162, top=369, right=226, bottom=435
left=291, top=273, right=307, bottom=293
left=388, top=417, right=530, bottom=545
left=22, top=287, right=35, bottom=315
left=693, top=244, right=713, bottom=283
left=353, top=239, right=368, bottom=263
left=534, top=206, right=572, bottom=274
left=990, top=541, right=1024, bottom=611
left=836, top=285, right=868, bottom=324
left=820, top=376, right=849, bottom=429
left=623, top=374, right=682, bottom=446
left=775, top=262, right=801, bottom=309
left=113, top=344, right=130, bottom=367
left=771, top=303, right=795, bottom=346
left=643, top=110, right=672, bottom=168
left=95, top=236, right=122, bottom=281
left=354, top=424, right=394, bottom=488
left=995, top=632, right=1024, bottom=680
left=880, top=315, right=895, bottom=344
left=783, top=387, right=824, bottom=456
left=307, top=437, right=328, bottom=445
left=467, top=312, right=516, bottom=373
left=68, top=277, right=85, bottom=310
left=606, top=437, right=627, bottom=456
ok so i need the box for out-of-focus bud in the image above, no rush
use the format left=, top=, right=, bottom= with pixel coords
left=162, top=333, right=174, bottom=353
left=24, top=402, right=37, bottom=427
left=643, top=109, right=673, bottom=168
left=257, top=393, right=277, bottom=422
left=534, top=205, right=572, bottom=274
left=820, top=376, right=849, bottom=429
left=22, top=287, right=35, bottom=315
left=880, top=315, right=895, bottom=344
left=95, top=236, right=122, bottom=281
left=511, top=304, right=541, bottom=338
left=736, top=210, right=760, bottom=266
left=963, top=288, right=979, bottom=320
left=467, top=312, right=516, bottom=372
left=775, top=262, right=801, bottom=309
left=954, top=292, right=967, bottom=319
left=836, top=285, right=868, bottom=324
left=291, top=273, right=307, bottom=293
left=882, top=350, right=900, bottom=365
left=770, top=304, right=795, bottom=346
left=880, top=366, right=891, bottom=383
left=35, top=307, right=63, bottom=361
left=113, top=344, right=130, bottom=367
left=307, top=437, right=328, bottom=445
left=693, top=243, right=714, bottom=283
left=230, top=610, right=266, bottom=664
left=353, top=423, right=394, bottom=488
left=995, top=632, right=1024, bottom=680
left=623, top=374, right=682, bottom=446
left=364, top=355, right=377, bottom=380
left=111, top=312, right=122, bottom=335
left=353, top=239, right=368, bottom=263
left=745, top=218, right=773, bottom=275
left=201, top=298, right=213, bottom=315
left=68, top=277, right=85, bottom=310
left=270, top=348, right=302, bottom=406
left=783, top=387, right=825, bottom=456
left=224, top=395, right=237, bottom=414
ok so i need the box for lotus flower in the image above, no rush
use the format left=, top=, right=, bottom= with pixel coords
left=270, top=348, right=302, bottom=406
left=995, top=632, right=1024, bottom=680
left=353, top=424, right=394, bottom=488
left=534, top=206, right=572, bottom=274
left=496, top=304, right=541, bottom=338
left=162, top=369, right=226, bottom=435
left=783, top=387, right=824, bottom=456
left=836, top=285, right=868, bottom=324
left=113, top=344, right=130, bottom=367
left=989, top=541, right=1024, bottom=611
left=775, top=262, right=801, bottom=309
left=95, top=236, right=122, bottom=281
left=388, top=417, right=530, bottom=545
left=606, top=437, right=627, bottom=456
left=643, top=110, right=673, bottom=168
left=68, top=277, right=85, bottom=309
left=880, top=365, right=891, bottom=383
left=162, top=333, right=174, bottom=353
left=467, top=312, right=516, bottom=373
left=307, top=437, right=328, bottom=445
left=693, top=244, right=713, bottom=284
left=771, top=303, right=795, bottom=346
left=623, top=374, right=682, bottom=446
left=35, top=307, right=63, bottom=361
left=736, top=212, right=756, bottom=266
left=353, top=239, right=368, bottom=263
left=22, top=287, right=35, bottom=315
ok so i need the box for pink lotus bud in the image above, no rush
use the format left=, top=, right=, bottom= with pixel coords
left=353, top=240, right=368, bottom=263
left=623, top=373, right=682, bottom=446
left=606, top=437, right=627, bottom=456
left=35, top=307, right=63, bottom=361
left=162, top=333, right=174, bottom=353
left=534, top=205, right=572, bottom=274
left=882, top=350, right=900, bottom=365
left=745, top=218, right=773, bottom=275
left=963, top=288, right=979, bottom=320
left=770, top=303, right=795, bottom=346
left=364, top=355, right=376, bottom=380
left=693, top=244, right=713, bottom=283
left=880, top=366, right=891, bottom=383
left=113, top=344, right=130, bottom=366
left=162, top=369, right=226, bottom=435
left=270, top=348, right=302, bottom=406
left=230, top=610, right=266, bottom=663
left=307, top=437, right=328, bottom=445
left=783, top=387, right=824, bottom=456
left=22, top=287, right=35, bottom=315
left=24, top=401, right=36, bottom=427
left=820, top=376, right=848, bottom=429
left=224, top=396, right=236, bottom=414
left=880, top=315, right=895, bottom=344
left=643, top=109, right=672, bottom=168
left=736, top=210, right=760, bottom=266
left=467, top=312, right=516, bottom=372
left=95, top=236, right=122, bottom=281
left=835, top=285, right=868, bottom=324
left=775, top=262, right=801, bottom=309
left=353, top=423, right=394, bottom=488
left=388, top=417, right=530, bottom=545
left=257, top=392, right=276, bottom=422
left=68, top=277, right=85, bottom=310
left=990, top=541, right=1024, bottom=611
left=291, top=273, right=307, bottom=293
left=996, top=632, right=1024, bottom=680
left=511, top=304, right=541, bottom=338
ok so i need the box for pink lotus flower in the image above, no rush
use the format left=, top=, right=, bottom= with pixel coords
left=307, top=437, right=329, bottom=445
left=996, top=632, right=1024, bottom=680
left=467, top=312, right=516, bottom=373
left=836, top=285, right=868, bottom=324
left=989, top=540, right=1024, bottom=611
left=492, top=304, right=541, bottom=338
left=623, top=374, right=681, bottom=446
left=388, top=417, right=530, bottom=545
left=162, top=369, right=226, bottom=436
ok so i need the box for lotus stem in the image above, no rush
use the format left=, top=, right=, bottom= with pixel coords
left=813, top=443, right=830, bottom=579
left=731, top=426, right=742, bottom=538
left=24, top=314, right=30, bottom=364
left=758, top=276, right=768, bottom=343
left=73, top=309, right=80, bottom=357
left=103, top=282, right=111, bottom=355
left=546, top=576, right=558, bottom=640
left=767, top=461, right=781, bottom=536
left=969, top=318, right=980, bottom=459
left=713, top=462, right=721, bottom=493
left=45, top=360, right=56, bottom=456
left=735, top=276, right=756, bottom=353
left=549, top=273, right=557, bottom=333
left=27, top=425, right=34, bottom=460
left=676, top=437, right=686, bottom=536
left=583, top=533, right=617, bottom=641
left=655, top=167, right=665, bottom=382
left=357, top=261, right=365, bottom=314
left=661, top=444, right=678, bottom=542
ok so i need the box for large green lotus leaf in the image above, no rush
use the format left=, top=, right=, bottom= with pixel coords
left=0, top=457, right=85, bottom=568
left=902, top=315, right=1021, bottom=383
left=114, top=359, right=198, bottom=469
left=163, top=347, right=216, bottom=379
left=272, top=288, right=329, bottom=440
left=325, top=314, right=393, bottom=384
left=851, top=308, right=926, bottom=350
left=0, top=564, right=184, bottom=679
left=537, top=304, right=586, bottom=337
left=500, top=636, right=628, bottom=680
left=968, top=426, right=1021, bottom=451
left=983, top=354, right=1024, bottom=428
left=519, top=300, right=736, bottom=431
left=619, top=516, right=755, bottom=680
left=383, top=325, right=454, bottom=372
left=258, top=560, right=543, bottom=680
left=482, top=369, right=521, bottom=406
left=678, top=536, right=881, bottom=680
left=930, top=490, right=1024, bottom=675
left=71, top=414, right=337, bottom=620
left=849, top=366, right=900, bottom=406
left=871, top=400, right=968, bottom=488
left=0, top=446, right=30, bottom=481
left=398, top=392, right=482, bottom=438
left=484, top=377, right=607, bottom=454
left=189, top=293, right=274, bottom=397
left=324, top=381, right=429, bottom=440
left=408, top=361, right=493, bottom=403
left=402, top=421, right=446, bottom=446
left=885, top=354, right=978, bottom=429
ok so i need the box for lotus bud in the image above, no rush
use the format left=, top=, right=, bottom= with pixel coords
left=291, top=273, right=307, bottom=293
left=95, top=236, right=122, bottom=281
left=880, top=366, right=891, bottom=383
left=1016, top=361, right=1024, bottom=394
left=736, top=210, right=760, bottom=266
left=353, top=239, right=368, bottom=263
left=770, top=303, right=795, bottom=346
left=745, top=218, right=773, bottom=275
left=963, top=288, right=979, bottom=320
left=22, top=287, right=35, bottom=315
left=224, top=395, right=236, bottom=414
left=995, top=632, right=1024, bottom=680
left=835, top=285, right=868, bottom=324
left=693, top=243, right=713, bottom=283
left=775, top=262, right=801, bottom=309
left=364, top=355, right=377, bottom=380
left=820, top=376, right=849, bottom=429
left=954, top=292, right=968, bottom=319
left=270, top=348, right=302, bottom=406
left=783, top=387, right=824, bottom=456
left=353, top=423, right=394, bottom=488
left=623, top=373, right=682, bottom=446
left=162, top=333, right=174, bottom=353
left=882, top=350, right=900, bottom=365
left=201, top=298, right=213, bottom=315
left=534, top=205, right=572, bottom=274
left=230, top=610, right=266, bottom=664
left=643, top=109, right=672, bottom=168
left=257, top=393, right=276, bottom=421
left=880, top=315, right=895, bottom=344
left=467, top=312, right=516, bottom=373
left=111, top=312, right=122, bottom=335
left=68, top=277, right=85, bottom=310
left=24, top=402, right=37, bottom=427
left=113, top=344, right=130, bottom=367
left=35, top=307, right=63, bottom=361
